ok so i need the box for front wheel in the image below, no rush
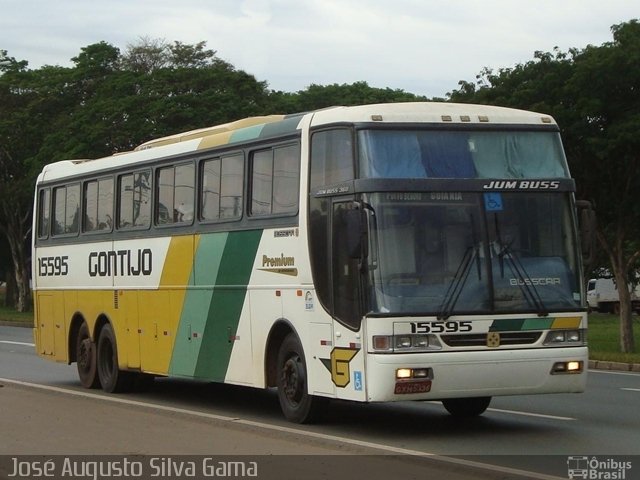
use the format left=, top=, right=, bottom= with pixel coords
left=276, top=333, right=327, bottom=423
left=442, top=397, right=491, bottom=417
left=76, top=322, right=100, bottom=389
left=96, top=324, right=133, bottom=393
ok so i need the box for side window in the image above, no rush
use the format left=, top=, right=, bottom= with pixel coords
left=251, top=150, right=273, bottom=216
left=250, top=144, right=300, bottom=216
left=156, top=163, right=195, bottom=225
left=118, top=170, right=151, bottom=229
left=84, top=177, right=113, bottom=232
left=52, top=184, right=80, bottom=236
left=310, top=129, right=354, bottom=189
left=201, top=158, right=221, bottom=221
left=37, top=188, right=50, bottom=239
left=273, top=144, right=300, bottom=214
left=200, top=153, right=243, bottom=221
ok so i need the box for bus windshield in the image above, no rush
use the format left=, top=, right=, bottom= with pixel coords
left=358, top=129, right=570, bottom=179
left=366, top=191, right=582, bottom=316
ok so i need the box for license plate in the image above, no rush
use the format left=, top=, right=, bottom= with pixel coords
left=394, top=380, right=432, bottom=394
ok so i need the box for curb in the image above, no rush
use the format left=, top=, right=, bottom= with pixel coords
left=0, top=321, right=32, bottom=328
left=588, top=359, right=640, bottom=373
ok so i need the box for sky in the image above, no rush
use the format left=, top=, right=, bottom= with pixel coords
left=1, top=0, right=638, bottom=98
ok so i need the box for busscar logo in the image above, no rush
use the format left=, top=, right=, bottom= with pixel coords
left=510, top=277, right=561, bottom=287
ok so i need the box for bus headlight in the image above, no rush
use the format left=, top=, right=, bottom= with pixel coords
left=543, top=329, right=586, bottom=346
left=373, top=334, right=442, bottom=353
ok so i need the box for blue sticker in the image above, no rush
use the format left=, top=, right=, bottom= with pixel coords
left=354, top=371, right=363, bottom=391
left=484, top=192, right=504, bottom=212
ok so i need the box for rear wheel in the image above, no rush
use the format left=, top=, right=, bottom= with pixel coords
left=96, top=324, right=133, bottom=393
left=276, top=333, right=327, bottom=423
left=76, top=322, right=100, bottom=389
left=442, top=397, right=491, bottom=417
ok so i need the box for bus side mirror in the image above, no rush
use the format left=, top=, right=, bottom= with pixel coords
left=345, top=206, right=368, bottom=260
left=576, top=200, right=596, bottom=267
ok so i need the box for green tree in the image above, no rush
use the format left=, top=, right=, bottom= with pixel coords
left=449, top=20, right=640, bottom=353
left=0, top=51, right=39, bottom=311
left=0, top=40, right=275, bottom=313
left=269, top=81, right=427, bottom=112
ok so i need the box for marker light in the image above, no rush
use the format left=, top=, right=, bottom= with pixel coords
left=373, top=336, right=391, bottom=351
left=396, top=368, right=412, bottom=379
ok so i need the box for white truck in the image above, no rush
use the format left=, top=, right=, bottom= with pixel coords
left=586, top=278, right=640, bottom=314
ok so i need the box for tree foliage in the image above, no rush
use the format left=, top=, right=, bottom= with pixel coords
left=449, top=20, right=640, bottom=352
left=0, top=38, right=424, bottom=312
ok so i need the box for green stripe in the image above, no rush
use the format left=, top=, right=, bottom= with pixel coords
left=169, top=233, right=228, bottom=377
left=489, top=319, right=524, bottom=332
left=230, top=124, right=265, bottom=143
left=522, top=318, right=554, bottom=330
left=193, top=229, right=262, bottom=380
left=489, top=318, right=554, bottom=332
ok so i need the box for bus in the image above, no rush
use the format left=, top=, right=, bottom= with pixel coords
left=32, top=102, right=591, bottom=423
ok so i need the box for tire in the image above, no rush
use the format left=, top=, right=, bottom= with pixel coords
left=442, top=397, right=491, bottom=417
left=96, top=324, right=133, bottom=393
left=76, top=322, right=100, bottom=389
left=276, top=333, right=327, bottom=423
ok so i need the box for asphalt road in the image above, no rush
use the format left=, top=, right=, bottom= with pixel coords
left=1, top=325, right=639, bottom=480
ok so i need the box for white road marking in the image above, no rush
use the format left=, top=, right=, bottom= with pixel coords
left=0, top=340, right=35, bottom=347
left=487, top=408, right=575, bottom=421
left=0, top=377, right=563, bottom=480
left=589, top=369, right=640, bottom=377
left=621, top=388, right=640, bottom=392
left=425, top=401, right=575, bottom=421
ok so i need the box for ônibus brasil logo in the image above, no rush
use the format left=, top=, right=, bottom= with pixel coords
left=567, top=456, right=632, bottom=480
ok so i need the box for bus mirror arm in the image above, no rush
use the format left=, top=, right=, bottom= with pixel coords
left=576, top=200, right=596, bottom=268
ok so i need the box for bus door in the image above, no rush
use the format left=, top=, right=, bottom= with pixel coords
left=330, top=199, right=367, bottom=402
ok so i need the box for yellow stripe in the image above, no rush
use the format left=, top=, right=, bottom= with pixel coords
left=552, top=317, right=582, bottom=329
left=136, top=236, right=198, bottom=374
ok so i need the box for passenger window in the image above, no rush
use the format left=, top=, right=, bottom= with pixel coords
left=118, top=170, right=151, bottom=229
left=201, top=154, right=243, bottom=221
left=52, top=184, right=80, bottom=236
left=156, top=163, right=195, bottom=225
left=37, top=189, right=50, bottom=238
left=250, top=144, right=300, bottom=216
left=84, top=178, right=113, bottom=232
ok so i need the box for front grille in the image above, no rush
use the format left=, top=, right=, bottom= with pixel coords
left=441, top=332, right=542, bottom=347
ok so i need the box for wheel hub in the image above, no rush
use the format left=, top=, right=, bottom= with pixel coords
left=282, top=356, right=304, bottom=404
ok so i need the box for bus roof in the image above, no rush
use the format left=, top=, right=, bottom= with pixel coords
left=37, top=102, right=557, bottom=183
left=310, top=102, right=556, bottom=127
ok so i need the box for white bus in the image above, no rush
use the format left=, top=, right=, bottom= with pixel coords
left=33, top=102, right=589, bottom=423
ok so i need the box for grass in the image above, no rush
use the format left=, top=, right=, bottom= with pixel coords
left=587, top=313, right=640, bottom=364
left=1, top=287, right=638, bottom=363
left=0, top=287, right=33, bottom=325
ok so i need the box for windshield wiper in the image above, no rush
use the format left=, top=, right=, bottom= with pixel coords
left=438, top=213, right=483, bottom=320
left=493, top=216, right=548, bottom=317
left=438, top=246, right=478, bottom=320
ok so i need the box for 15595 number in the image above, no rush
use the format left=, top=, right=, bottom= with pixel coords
left=410, top=321, right=472, bottom=334
left=38, top=256, right=69, bottom=276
